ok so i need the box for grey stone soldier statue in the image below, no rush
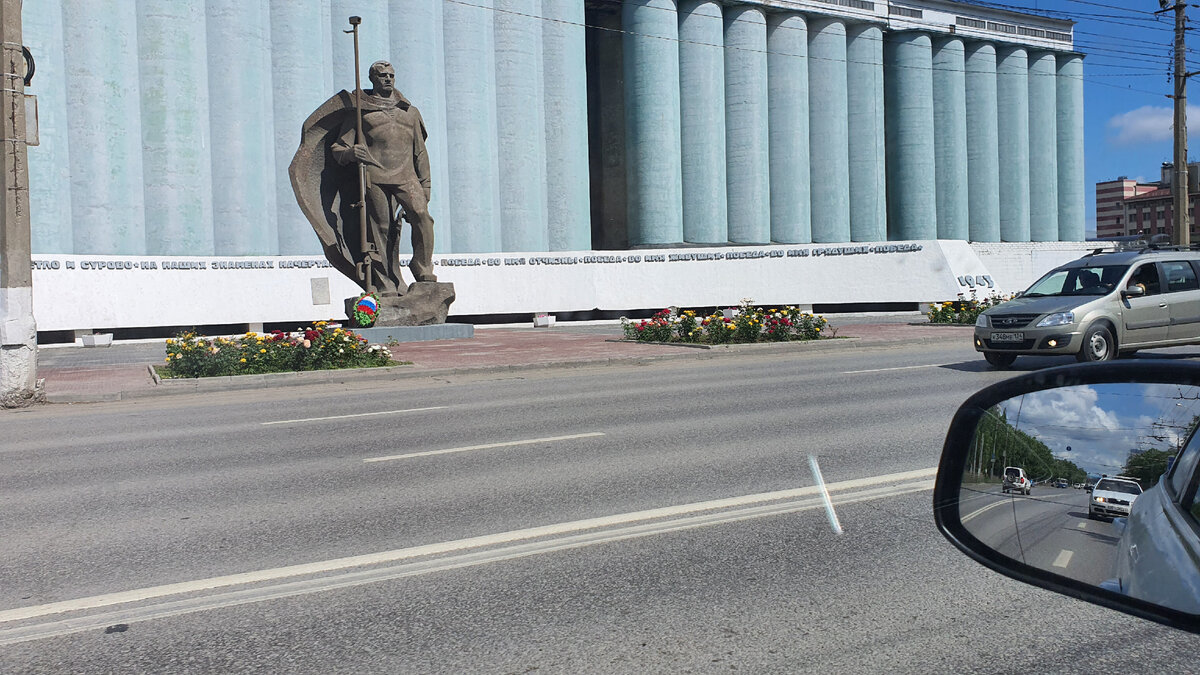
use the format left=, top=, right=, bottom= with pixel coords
left=331, top=60, right=437, bottom=297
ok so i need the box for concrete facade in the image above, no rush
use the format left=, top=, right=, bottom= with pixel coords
left=23, top=0, right=1084, bottom=260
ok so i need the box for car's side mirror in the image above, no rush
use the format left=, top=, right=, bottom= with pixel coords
left=1122, top=285, right=1146, bottom=298
left=934, top=361, right=1200, bottom=634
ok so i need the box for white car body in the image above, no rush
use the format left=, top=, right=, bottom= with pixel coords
left=1089, top=477, right=1143, bottom=520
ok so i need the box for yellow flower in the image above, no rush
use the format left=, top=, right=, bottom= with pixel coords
left=164, top=357, right=170, bottom=362
left=240, top=358, right=247, bottom=363
left=259, top=348, right=266, bottom=353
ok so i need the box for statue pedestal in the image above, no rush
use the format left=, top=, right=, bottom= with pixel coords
left=346, top=281, right=456, bottom=327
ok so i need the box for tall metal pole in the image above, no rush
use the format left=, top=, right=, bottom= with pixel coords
left=346, top=16, right=375, bottom=294
left=1169, top=2, right=1191, bottom=246
left=0, top=0, right=39, bottom=407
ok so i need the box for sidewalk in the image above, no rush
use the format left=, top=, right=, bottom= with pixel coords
left=34, top=318, right=971, bottom=403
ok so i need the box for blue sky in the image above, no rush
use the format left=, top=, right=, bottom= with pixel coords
left=995, top=1, right=1191, bottom=235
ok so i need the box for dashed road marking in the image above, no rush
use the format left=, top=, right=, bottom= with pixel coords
left=362, top=432, right=606, bottom=463
left=263, top=406, right=447, bottom=425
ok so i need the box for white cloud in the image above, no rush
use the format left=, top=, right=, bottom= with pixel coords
left=1106, top=104, right=1200, bottom=146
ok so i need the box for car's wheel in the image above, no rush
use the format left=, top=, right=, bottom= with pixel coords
left=1025, top=488, right=1031, bottom=496
left=984, top=352, right=1017, bottom=369
left=1076, top=324, right=1115, bottom=362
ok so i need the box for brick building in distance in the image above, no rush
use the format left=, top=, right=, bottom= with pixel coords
left=1096, top=163, right=1200, bottom=240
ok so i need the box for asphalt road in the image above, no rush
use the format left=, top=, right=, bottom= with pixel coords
left=962, top=485, right=1119, bottom=585
left=1, top=341, right=1195, bottom=673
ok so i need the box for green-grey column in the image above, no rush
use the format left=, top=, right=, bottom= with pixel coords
left=542, top=0, right=592, bottom=251
left=965, top=42, right=1000, bottom=242
left=997, top=46, right=1030, bottom=242
left=444, top=0, right=502, bottom=252
left=1028, top=51, right=1059, bottom=241
left=767, top=13, right=809, bottom=243
left=847, top=23, right=886, bottom=242
left=932, top=37, right=968, bottom=240
left=623, top=0, right=683, bottom=246
left=207, top=1, right=277, bottom=254
left=331, top=0, right=388, bottom=95
left=391, top=0, right=451, bottom=252
left=272, top=0, right=329, bottom=256
left=23, top=0, right=72, bottom=253
left=884, top=32, right=936, bottom=240
left=723, top=5, right=769, bottom=244
left=1057, top=53, right=1085, bottom=242
left=678, top=0, right=727, bottom=244
left=138, top=0, right=214, bottom=256
left=496, top=0, right=549, bottom=252
left=808, top=17, right=849, bottom=243
left=62, top=0, right=146, bottom=254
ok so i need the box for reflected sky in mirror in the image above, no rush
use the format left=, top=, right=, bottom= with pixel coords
left=959, top=384, right=1199, bottom=606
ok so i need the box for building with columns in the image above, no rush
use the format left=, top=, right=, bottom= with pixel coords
left=19, top=1, right=1090, bottom=335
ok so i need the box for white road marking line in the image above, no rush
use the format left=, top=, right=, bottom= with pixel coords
left=262, top=406, right=447, bottom=425
left=841, top=363, right=952, bottom=375
left=0, top=467, right=937, bottom=625
left=962, top=499, right=1010, bottom=523
left=363, top=432, right=607, bottom=463
left=0, top=479, right=934, bottom=646
left=1052, top=549, right=1074, bottom=568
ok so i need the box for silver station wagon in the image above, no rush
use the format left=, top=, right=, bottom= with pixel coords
left=974, top=247, right=1200, bottom=368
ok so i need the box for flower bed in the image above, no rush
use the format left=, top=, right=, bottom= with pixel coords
left=621, top=301, right=829, bottom=344
left=927, top=290, right=1009, bottom=325
left=162, top=321, right=392, bottom=378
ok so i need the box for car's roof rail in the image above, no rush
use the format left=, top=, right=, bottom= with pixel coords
left=1082, top=248, right=1109, bottom=257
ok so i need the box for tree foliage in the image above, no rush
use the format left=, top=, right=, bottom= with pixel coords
left=1122, top=449, right=1173, bottom=490
left=965, top=406, right=1087, bottom=484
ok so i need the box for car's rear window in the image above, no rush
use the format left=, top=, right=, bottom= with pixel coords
left=1095, top=479, right=1142, bottom=495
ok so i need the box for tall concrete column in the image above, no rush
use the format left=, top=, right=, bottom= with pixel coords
left=331, top=0, right=388, bottom=95
left=62, top=0, right=146, bottom=254
left=723, top=6, right=769, bottom=244
left=808, top=17, right=849, bottom=243
left=1057, top=53, right=1085, bottom=242
left=767, top=13, right=810, bottom=243
left=496, top=0, right=549, bottom=252
left=542, top=0, right=592, bottom=251
left=0, top=0, right=38, bottom=406
left=137, top=0, right=215, bottom=256
left=207, top=1, right=277, bottom=254
left=272, top=0, right=329, bottom=256
left=444, top=0, right=502, bottom=252
left=623, top=0, right=683, bottom=246
left=884, top=32, right=936, bottom=241
left=997, top=46, right=1030, bottom=242
left=847, top=23, right=886, bottom=242
left=678, top=0, right=727, bottom=244
left=965, top=42, right=1000, bottom=242
left=1028, top=51, right=1059, bottom=241
left=21, top=0, right=72, bottom=253
left=390, top=0, right=451, bottom=252
left=932, top=37, right=968, bottom=240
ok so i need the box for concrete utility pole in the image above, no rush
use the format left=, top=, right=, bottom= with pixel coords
left=0, top=0, right=39, bottom=407
left=1162, top=0, right=1192, bottom=247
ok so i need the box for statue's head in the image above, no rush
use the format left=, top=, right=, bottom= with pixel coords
left=368, top=61, right=395, bottom=96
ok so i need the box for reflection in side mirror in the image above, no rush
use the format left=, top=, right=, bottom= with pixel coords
left=935, top=362, right=1200, bottom=634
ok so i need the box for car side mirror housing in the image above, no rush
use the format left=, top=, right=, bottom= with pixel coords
left=934, top=361, right=1200, bottom=634
left=1122, top=285, right=1146, bottom=298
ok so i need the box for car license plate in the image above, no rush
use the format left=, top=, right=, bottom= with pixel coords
left=990, top=332, right=1023, bottom=342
